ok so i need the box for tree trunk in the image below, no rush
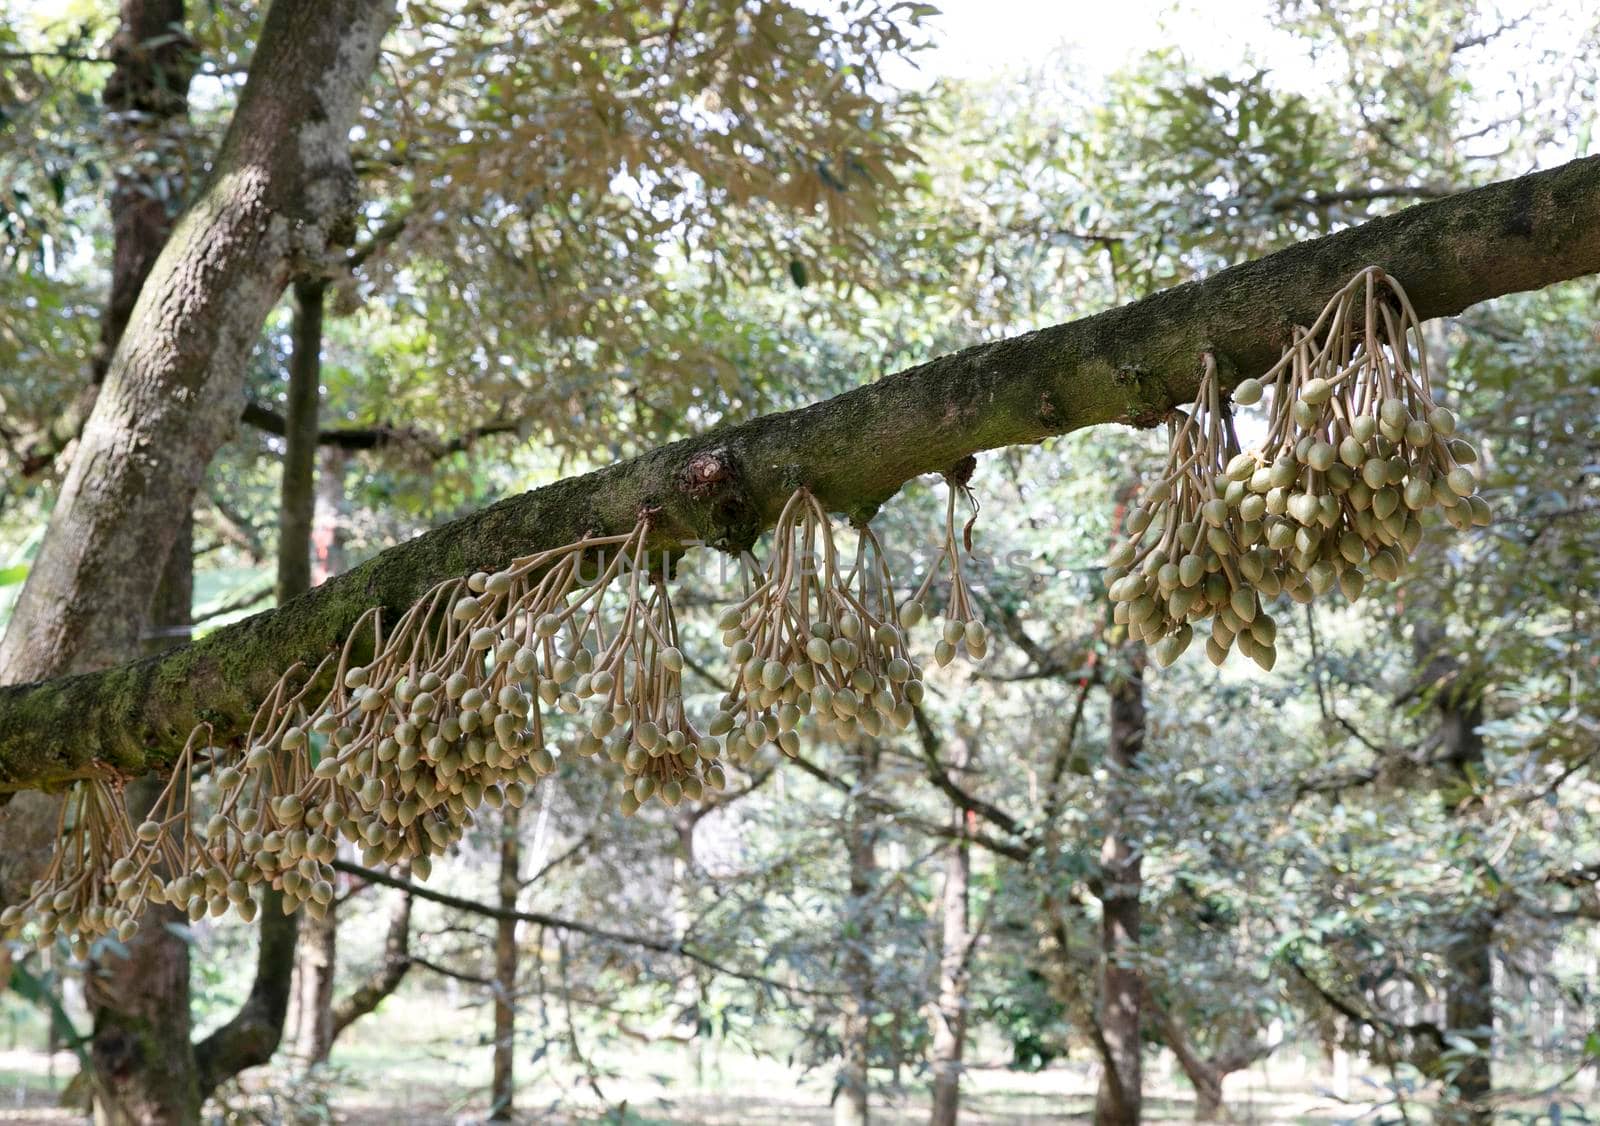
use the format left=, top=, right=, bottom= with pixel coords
left=672, top=814, right=705, bottom=1082
left=276, top=279, right=326, bottom=603
left=1439, top=692, right=1493, bottom=1126
left=930, top=739, right=971, bottom=1126
left=1095, top=653, right=1144, bottom=1126
left=490, top=804, right=521, bottom=1121
left=284, top=302, right=342, bottom=1066
left=1148, top=997, right=1264, bottom=1123
left=88, top=518, right=198, bottom=1126
left=288, top=907, right=337, bottom=1067
left=0, top=0, right=393, bottom=683
left=312, top=446, right=349, bottom=585
left=0, top=0, right=197, bottom=901
left=41, top=12, right=198, bottom=1122
left=836, top=741, right=879, bottom=1126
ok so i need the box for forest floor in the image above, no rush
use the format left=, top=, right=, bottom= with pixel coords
left=0, top=1043, right=1495, bottom=1123
left=4, top=1004, right=1595, bottom=1125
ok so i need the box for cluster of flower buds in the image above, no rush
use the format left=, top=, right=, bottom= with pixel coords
left=4, top=521, right=678, bottom=941
left=709, top=489, right=926, bottom=761
left=0, top=772, right=147, bottom=953
left=5, top=478, right=996, bottom=944
left=1106, top=266, right=1488, bottom=670
left=565, top=532, right=726, bottom=816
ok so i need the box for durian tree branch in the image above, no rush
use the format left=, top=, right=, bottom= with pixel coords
left=2, top=155, right=1599, bottom=792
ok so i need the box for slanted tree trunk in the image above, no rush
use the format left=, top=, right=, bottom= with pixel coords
left=490, top=804, right=521, bottom=1121
left=1095, top=652, right=1145, bottom=1126
left=1438, top=691, right=1493, bottom=1126
left=0, top=6, right=389, bottom=1112
left=35, top=11, right=199, bottom=1123
left=930, top=739, right=972, bottom=1126
left=0, top=0, right=198, bottom=898
left=328, top=879, right=413, bottom=1044
left=836, top=740, right=880, bottom=1126
left=0, top=0, right=394, bottom=683
left=1149, top=996, right=1271, bottom=1122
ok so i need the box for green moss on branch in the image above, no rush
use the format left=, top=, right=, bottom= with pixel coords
left=3, top=155, right=1599, bottom=790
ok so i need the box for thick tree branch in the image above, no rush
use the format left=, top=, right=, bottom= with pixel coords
left=3, top=156, right=1600, bottom=787
left=1270, top=183, right=1462, bottom=212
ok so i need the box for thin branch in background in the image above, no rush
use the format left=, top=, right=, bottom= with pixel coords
left=240, top=400, right=521, bottom=459
left=408, top=955, right=492, bottom=988
left=191, top=581, right=273, bottom=626
left=330, top=859, right=843, bottom=999
left=1303, top=604, right=1404, bottom=760
left=910, top=704, right=1025, bottom=838
left=556, top=932, right=611, bottom=1110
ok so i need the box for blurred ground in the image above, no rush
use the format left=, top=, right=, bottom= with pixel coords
left=0, top=1044, right=1422, bottom=1123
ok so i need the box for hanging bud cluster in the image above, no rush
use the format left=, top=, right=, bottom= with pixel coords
left=5, top=483, right=994, bottom=944
left=900, top=464, right=990, bottom=666
left=572, top=529, right=727, bottom=817
left=0, top=767, right=171, bottom=953
left=1106, top=266, right=1488, bottom=670
left=4, top=519, right=700, bottom=943
left=709, top=489, right=926, bottom=763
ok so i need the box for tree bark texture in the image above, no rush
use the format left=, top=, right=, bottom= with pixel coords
left=88, top=518, right=198, bottom=1126
left=288, top=903, right=337, bottom=1067
left=3, top=156, right=1600, bottom=786
left=277, top=279, right=326, bottom=603
left=491, top=805, right=521, bottom=1121
left=930, top=739, right=971, bottom=1126
left=0, top=0, right=394, bottom=685
left=836, top=742, right=879, bottom=1126
left=1439, top=692, right=1493, bottom=1126
left=1094, top=653, right=1145, bottom=1126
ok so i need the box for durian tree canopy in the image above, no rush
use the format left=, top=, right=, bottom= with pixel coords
left=1, top=153, right=1598, bottom=794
